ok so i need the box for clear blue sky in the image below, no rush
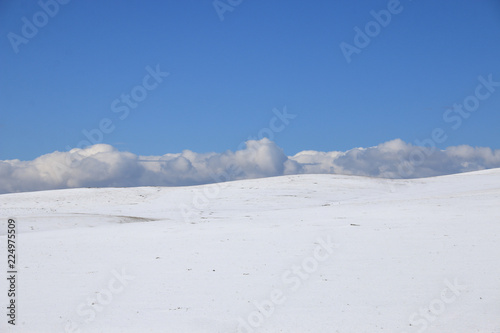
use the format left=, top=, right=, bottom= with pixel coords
left=1, top=0, right=500, bottom=160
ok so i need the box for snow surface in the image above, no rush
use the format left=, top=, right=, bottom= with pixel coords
left=1, top=169, right=499, bottom=332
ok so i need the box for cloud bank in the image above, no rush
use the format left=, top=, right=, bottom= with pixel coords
left=1, top=138, right=500, bottom=194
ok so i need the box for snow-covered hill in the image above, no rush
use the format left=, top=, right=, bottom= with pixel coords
left=1, top=170, right=499, bottom=332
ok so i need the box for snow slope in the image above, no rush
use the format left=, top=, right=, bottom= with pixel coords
left=1, top=169, right=499, bottom=332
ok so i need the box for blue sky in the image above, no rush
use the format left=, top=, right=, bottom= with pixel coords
left=1, top=0, right=500, bottom=161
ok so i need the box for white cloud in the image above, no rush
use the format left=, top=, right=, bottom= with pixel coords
left=1, top=138, right=500, bottom=194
